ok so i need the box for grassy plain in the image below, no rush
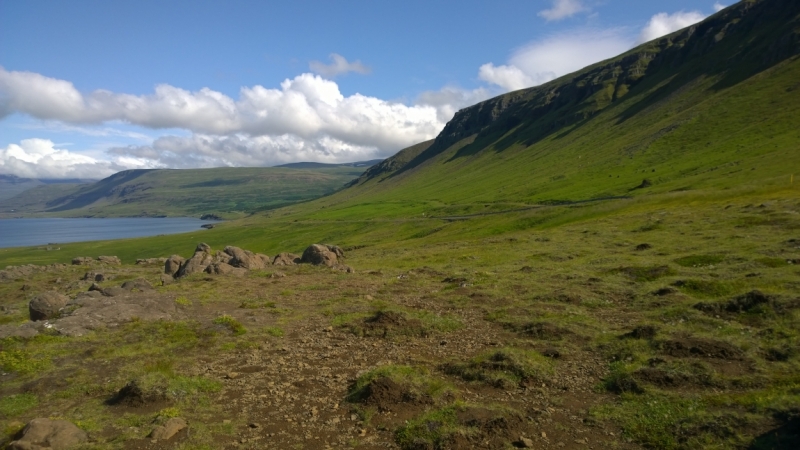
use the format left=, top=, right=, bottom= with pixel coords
left=1, top=184, right=799, bottom=448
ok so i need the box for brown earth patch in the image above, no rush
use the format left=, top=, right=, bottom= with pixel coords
left=358, top=377, right=432, bottom=413
left=657, top=338, right=744, bottom=360
left=360, top=310, right=427, bottom=338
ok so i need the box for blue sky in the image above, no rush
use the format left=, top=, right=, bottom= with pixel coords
left=0, top=0, right=728, bottom=179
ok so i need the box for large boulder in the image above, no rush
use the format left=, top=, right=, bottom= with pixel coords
left=301, top=244, right=341, bottom=267
left=97, top=255, right=121, bottom=265
left=176, top=243, right=213, bottom=278
left=273, top=252, right=300, bottom=266
left=29, top=291, right=69, bottom=321
left=213, top=251, right=232, bottom=265
left=8, top=418, right=88, bottom=450
left=164, top=255, right=185, bottom=276
left=224, top=246, right=266, bottom=270
left=71, top=257, right=93, bottom=266
left=325, top=244, right=345, bottom=259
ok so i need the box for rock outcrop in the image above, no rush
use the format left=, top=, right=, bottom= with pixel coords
left=224, top=246, right=268, bottom=270
left=8, top=418, right=88, bottom=450
left=205, top=262, right=247, bottom=276
left=136, top=257, right=167, bottom=265
left=71, top=257, right=93, bottom=266
left=301, top=244, right=344, bottom=267
left=97, top=255, right=122, bottom=265
left=273, top=253, right=301, bottom=266
left=175, top=243, right=213, bottom=278
left=164, top=255, right=185, bottom=276
left=29, top=291, right=68, bottom=321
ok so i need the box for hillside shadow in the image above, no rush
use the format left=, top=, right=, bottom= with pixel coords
left=181, top=178, right=248, bottom=189
left=616, top=0, right=800, bottom=125
left=748, top=413, right=800, bottom=450
left=46, top=169, right=154, bottom=212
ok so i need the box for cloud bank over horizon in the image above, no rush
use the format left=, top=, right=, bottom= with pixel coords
left=0, top=5, right=715, bottom=179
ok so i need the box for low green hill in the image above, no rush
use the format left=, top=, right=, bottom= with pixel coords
left=0, top=165, right=371, bottom=219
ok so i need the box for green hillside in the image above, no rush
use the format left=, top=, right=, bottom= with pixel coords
left=2, top=2, right=800, bottom=448
left=0, top=165, right=370, bottom=219
left=330, top=0, right=800, bottom=218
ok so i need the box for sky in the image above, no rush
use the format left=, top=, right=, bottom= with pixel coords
left=0, top=0, right=729, bottom=180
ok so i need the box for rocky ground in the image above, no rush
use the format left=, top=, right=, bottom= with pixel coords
left=2, top=203, right=800, bottom=450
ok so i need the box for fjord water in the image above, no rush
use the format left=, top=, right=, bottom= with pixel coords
left=0, top=218, right=212, bottom=248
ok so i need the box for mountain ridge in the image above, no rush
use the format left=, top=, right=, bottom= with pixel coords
left=351, top=0, right=800, bottom=191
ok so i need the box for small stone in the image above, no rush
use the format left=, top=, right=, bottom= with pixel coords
left=541, top=431, right=547, bottom=438
left=226, top=372, right=239, bottom=379
left=223, top=419, right=232, bottom=424
left=365, top=295, right=374, bottom=300
left=149, top=417, right=187, bottom=440
left=358, top=428, right=367, bottom=437
left=248, top=423, right=260, bottom=428
left=518, top=436, right=534, bottom=448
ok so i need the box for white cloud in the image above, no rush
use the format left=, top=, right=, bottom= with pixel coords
left=713, top=3, right=727, bottom=12
left=478, top=64, right=536, bottom=93
left=637, top=11, right=707, bottom=44
left=309, top=54, right=371, bottom=77
left=108, top=134, right=382, bottom=169
left=0, top=139, right=129, bottom=179
left=416, top=86, right=494, bottom=123
left=538, top=0, right=588, bottom=21
left=479, top=29, right=631, bottom=91
left=0, top=68, right=443, bottom=154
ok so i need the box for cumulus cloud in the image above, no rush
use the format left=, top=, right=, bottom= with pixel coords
left=713, top=2, right=727, bottom=12
left=0, top=68, right=443, bottom=152
left=538, top=0, right=588, bottom=21
left=479, top=29, right=630, bottom=91
left=416, top=86, right=494, bottom=123
left=637, top=11, right=707, bottom=44
left=108, top=134, right=383, bottom=169
left=0, top=139, right=128, bottom=179
left=309, top=54, right=371, bottom=77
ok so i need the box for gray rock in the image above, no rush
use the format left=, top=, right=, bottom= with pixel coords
left=120, top=278, right=155, bottom=291
left=164, top=255, right=185, bottom=276
left=97, top=255, right=121, bottom=265
left=149, top=417, right=187, bottom=440
left=176, top=243, right=213, bottom=278
left=29, top=291, right=68, bottom=321
left=71, top=257, right=93, bottom=266
left=273, top=252, right=300, bottom=266
left=101, top=287, right=129, bottom=297
left=301, top=244, right=340, bottom=267
left=8, top=418, right=88, bottom=450
left=205, top=262, right=247, bottom=276
left=82, top=272, right=104, bottom=282
left=224, top=246, right=266, bottom=270
left=0, top=321, right=39, bottom=339
left=52, top=293, right=180, bottom=337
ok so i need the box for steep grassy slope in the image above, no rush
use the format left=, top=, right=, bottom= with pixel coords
left=333, top=0, right=800, bottom=217
left=0, top=165, right=369, bottom=219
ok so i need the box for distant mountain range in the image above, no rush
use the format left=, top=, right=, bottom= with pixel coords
left=0, top=160, right=381, bottom=218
